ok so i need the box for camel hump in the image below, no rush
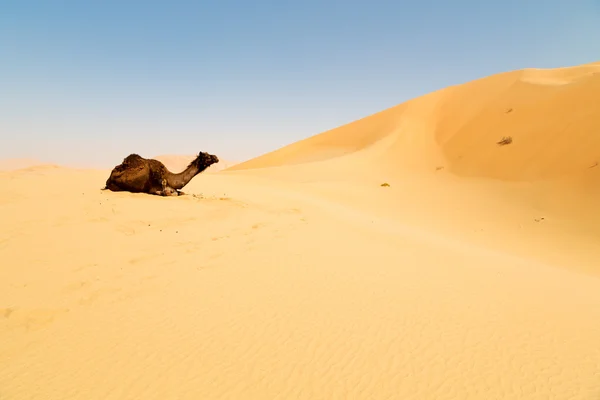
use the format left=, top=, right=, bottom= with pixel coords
left=122, top=153, right=145, bottom=165
left=111, top=154, right=146, bottom=173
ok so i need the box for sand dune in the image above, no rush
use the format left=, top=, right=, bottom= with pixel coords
left=0, top=158, right=47, bottom=171
left=230, top=61, right=600, bottom=183
left=2, top=61, right=600, bottom=399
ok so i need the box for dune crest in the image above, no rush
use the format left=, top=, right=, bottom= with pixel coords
left=0, top=158, right=46, bottom=171
left=520, top=61, right=600, bottom=85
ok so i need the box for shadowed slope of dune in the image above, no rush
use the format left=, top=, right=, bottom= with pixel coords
left=439, top=65, right=600, bottom=182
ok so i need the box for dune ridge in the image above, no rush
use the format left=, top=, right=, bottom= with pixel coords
left=0, top=158, right=48, bottom=171
left=2, top=61, right=600, bottom=399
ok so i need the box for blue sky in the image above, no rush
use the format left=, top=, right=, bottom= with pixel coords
left=1, top=0, right=599, bottom=167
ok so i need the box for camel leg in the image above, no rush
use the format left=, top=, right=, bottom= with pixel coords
left=158, top=179, right=171, bottom=196
left=159, top=180, right=179, bottom=196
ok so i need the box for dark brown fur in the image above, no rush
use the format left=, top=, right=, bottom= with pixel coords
left=104, top=152, right=219, bottom=196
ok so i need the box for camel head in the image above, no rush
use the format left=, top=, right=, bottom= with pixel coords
left=192, top=151, right=219, bottom=170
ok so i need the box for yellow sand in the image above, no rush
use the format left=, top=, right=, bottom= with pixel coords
left=2, top=61, right=600, bottom=399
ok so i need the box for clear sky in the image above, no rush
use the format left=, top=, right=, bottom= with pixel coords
left=1, top=0, right=599, bottom=167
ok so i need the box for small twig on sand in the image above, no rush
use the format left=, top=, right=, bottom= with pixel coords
left=497, top=136, right=513, bottom=146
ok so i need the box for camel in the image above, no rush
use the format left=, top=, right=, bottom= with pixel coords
left=104, top=151, right=219, bottom=196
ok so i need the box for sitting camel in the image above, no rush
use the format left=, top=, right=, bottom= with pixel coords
left=104, top=151, right=219, bottom=196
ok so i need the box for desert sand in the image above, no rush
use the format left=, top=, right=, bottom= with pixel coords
left=1, top=61, right=600, bottom=399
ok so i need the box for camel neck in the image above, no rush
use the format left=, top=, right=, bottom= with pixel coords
left=165, top=165, right=200, bottom=190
